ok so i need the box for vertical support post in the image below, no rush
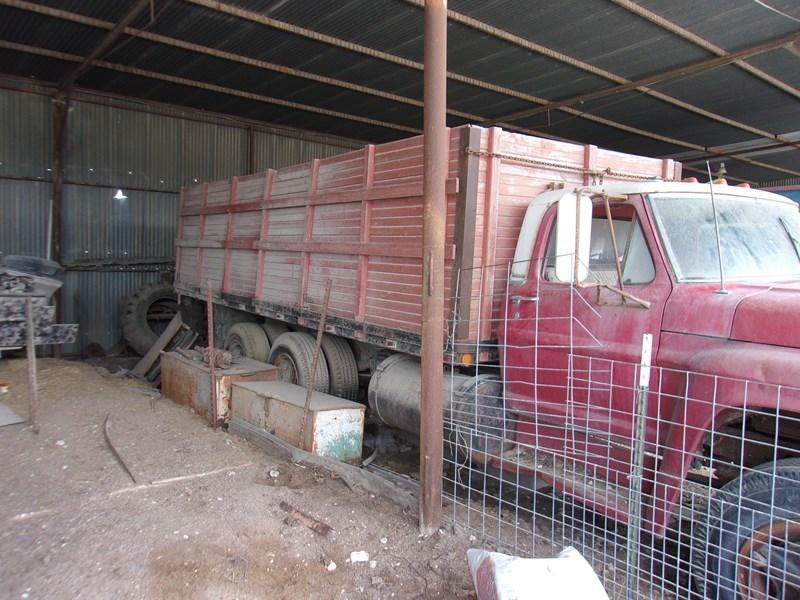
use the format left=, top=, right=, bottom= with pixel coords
left=206, top=281, right=218, bottom=429
left=25, top=298, right=40, bottom=434
left=51, top=94, right=68, bottom=358
left=420, top=0, right=447, bottom=536
left=626, top=333, right=653, bottom=600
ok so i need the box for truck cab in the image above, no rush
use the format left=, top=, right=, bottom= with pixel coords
left=500, top=181, right=800, bottom=523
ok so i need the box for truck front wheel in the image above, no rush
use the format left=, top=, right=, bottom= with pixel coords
left=693, top=457, right=800, bottom=599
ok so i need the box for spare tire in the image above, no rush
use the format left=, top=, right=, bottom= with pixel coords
left=268, top=332, right=329, bottom=393
left=122, top=282, right=178, bottom=356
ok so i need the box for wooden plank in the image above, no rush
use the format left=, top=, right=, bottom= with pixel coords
left=452, top=125, right=480, bottom=344
left=177, top=239, right=457, bottom=261
left=131, top=313, right=183, bottom=378
left=178, top=178, right=460, bottom=216
left=479, top=127, right=501, bottom=342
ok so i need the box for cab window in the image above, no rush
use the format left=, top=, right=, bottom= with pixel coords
left=544, top=206, right=655, bottom=285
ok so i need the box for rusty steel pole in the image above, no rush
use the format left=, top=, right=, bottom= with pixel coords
left=419, top=0, right=447, bottom=536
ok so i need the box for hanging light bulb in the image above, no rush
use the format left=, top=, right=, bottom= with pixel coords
left=114, top=189, right=127, bottom=200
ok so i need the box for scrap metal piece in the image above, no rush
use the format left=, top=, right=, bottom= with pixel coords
left=278, top=500, right=332, bottom=536
left=25, top=298, right=39, bottom=434
left=103, top=414, right=137, bottom=483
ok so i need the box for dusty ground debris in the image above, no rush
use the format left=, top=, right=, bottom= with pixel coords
left=0, top=358, right=476, bottom=599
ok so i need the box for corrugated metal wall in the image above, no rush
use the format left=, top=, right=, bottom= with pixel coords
left=0, top=81, right=357, bottom=354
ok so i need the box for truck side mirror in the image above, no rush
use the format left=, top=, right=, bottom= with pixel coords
left=554, top=193, right=592, bottom=283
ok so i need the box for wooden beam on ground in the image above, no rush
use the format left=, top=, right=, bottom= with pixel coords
left=131, top=312, right=183, bottom=378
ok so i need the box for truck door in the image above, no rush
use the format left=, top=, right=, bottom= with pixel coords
left=503, top=194, right=672, bottom=488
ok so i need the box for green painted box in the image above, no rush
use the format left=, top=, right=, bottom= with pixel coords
left=231, top=381, right=364, bottom=464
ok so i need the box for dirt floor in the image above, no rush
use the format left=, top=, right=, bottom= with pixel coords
left=0, top=358, right=477, bottom=600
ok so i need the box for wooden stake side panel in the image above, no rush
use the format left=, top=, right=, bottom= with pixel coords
left=176, top=128, right=462, bottom=338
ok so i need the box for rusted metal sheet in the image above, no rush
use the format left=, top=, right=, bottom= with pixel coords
left=231, top=380, right=364, bottom=464
left=175, top=125, right=680, bottom=355
left=161, top=352, right=278, bottom=424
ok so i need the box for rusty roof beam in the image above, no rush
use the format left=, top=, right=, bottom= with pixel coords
left=495, top=30, right=800, bottom=128
left=3, top=1, right=797, bottom=178
left=180, top=0, right=800, bottom=163
left=3, top=39, right=798, bottom=179
left=398, top=0, right=800, bottom=154
left=57, top=0, right=154, bottom=93
left=609, top=0, right=800, bottom=102
left=0, top=0, right=567, bottom=142
left=0, top=41, right=421, bottom=135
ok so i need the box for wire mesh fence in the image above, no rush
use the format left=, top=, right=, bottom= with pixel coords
left=442, top=257, right=800, bottom=599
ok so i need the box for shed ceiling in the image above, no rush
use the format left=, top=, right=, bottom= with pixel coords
left=0, top=0, right=798, bottom=184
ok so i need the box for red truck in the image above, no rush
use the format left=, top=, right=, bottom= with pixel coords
left=175, top=125, right=800, bottom=598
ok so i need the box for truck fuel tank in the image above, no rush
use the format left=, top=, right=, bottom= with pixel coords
left=368, top=354, right=513, bottom=458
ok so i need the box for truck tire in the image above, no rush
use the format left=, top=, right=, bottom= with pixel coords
left=261, top=321, right=290, bottom=345
left=122, top=282, right=178, bottom=356
left=224, top=322, right=270, bottom=362
left=320, top=335, right=359, bottom=401
left=268, top=332, right=330, bottom=393
left=692, top=457, right=800, bottom=599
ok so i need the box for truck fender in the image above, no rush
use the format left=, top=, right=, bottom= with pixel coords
left=647, top=346, right=800, bottom=533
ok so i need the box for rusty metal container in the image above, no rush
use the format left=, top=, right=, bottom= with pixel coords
left=161, top=352, right=278, bottom=424
left=231, top=380, right=364, bottom=463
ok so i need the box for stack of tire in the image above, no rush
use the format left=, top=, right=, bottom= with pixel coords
left=225, top=321, right=359, bottom=401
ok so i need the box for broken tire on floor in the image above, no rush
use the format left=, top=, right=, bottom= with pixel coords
left=320, top=334, right=359, bottom=401
left=261, top=320, right=290, bottom=345
left=225, top=322, right=270, bottom=362
left=122, top=282, right=178, bottom=356
left=268, top=331, right=330, bottom=393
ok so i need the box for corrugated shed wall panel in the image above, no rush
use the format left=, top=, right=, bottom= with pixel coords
left=252, top=132, right=352, bottom=171
left=0, top=179, right=50, bottom=258
left=0, top=88, right=52, bottom=179
left=60, top=270, right=163, bottom=355
left=62, top=185, right=178, bottom=262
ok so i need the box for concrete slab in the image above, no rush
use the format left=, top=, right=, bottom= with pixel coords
left=232, top=381, right=364, bottom=464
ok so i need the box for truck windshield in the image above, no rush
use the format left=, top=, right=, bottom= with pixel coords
left=649, top=193, right=800, bottom=282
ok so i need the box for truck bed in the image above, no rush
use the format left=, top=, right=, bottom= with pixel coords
left=175, top=125, right=679, bottom=360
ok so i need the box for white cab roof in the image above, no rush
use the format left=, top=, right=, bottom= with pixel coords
left=532, top=181, right=795, bottom=208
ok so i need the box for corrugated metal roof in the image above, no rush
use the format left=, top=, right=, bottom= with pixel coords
left=0, top=0, right=797, bottom=183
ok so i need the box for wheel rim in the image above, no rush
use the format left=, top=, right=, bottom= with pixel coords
left=273, top=354, right=299, bottom=384
left=227, top=337, right=245, bottom=359
left=736, top=520, right=800, bottom=599
left=146, top=296, right=177, bottom=336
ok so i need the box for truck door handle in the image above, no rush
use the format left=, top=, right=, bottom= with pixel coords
left=511, top=295, right=538, bottom=304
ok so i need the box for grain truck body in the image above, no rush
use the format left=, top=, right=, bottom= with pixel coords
left=174, top=124, right=679, bottom=360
